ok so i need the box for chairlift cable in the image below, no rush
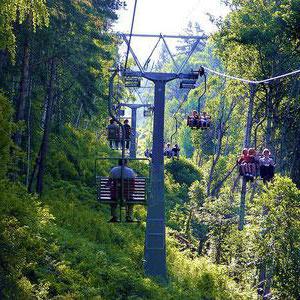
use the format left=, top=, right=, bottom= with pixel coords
left=124, top=0, right=138, bottom=71
left=202, top=66, right=300, bottom=84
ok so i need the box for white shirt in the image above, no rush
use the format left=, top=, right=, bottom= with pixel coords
left=259, top=157, right=274, bottom=167
left=165, top=146, right=172, bottom=153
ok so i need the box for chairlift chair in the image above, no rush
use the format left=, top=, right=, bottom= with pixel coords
left=95, top=157, right=150, bottom=221
left=180, top=79, right=197, bottom=89
left=187, top=114, right=211, bottom=129
left=125, top=77, right=141, bottom=88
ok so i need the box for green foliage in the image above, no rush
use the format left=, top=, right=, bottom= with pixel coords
left=0, top=0, right=49, bottom=60
left=165, top=160, right=204, bottom=231
left=188, top=180, right=206, bottom=207
left=252, top=176, right=300, bottom=299
left=167, top=240, right=254, bottom=299
left=0, top=177, right=253, bottom=299
left=198, top=189, right=239, bottom=262
left=165, top=158, right=203, bottom=187
left=0, top=92, right=13, bottom=178
left=0, top=180, right=54, bottom=298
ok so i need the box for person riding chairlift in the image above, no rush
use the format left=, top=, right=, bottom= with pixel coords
left=187, top=110, right=200, bottom=128
left=187, top=110, right=211, bottom=129
left=164, top=143, right=173, bottom=158
left=199, top=112, right=211, bottom=129
left=172, top=144, right=180, bottom=160
left=259, top=148, right=275, bottom=183
left=107, top=119, right=120, bottom=150
left=238, top=148, right=257, bottom=181
left=108, top=159, right=137, bottom=223
left=248, top=148, right=258, bottom=176
left=123, top=119, right=131, bottom=150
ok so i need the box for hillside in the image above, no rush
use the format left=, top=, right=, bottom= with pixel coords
left=0, top=0, right=300, bottom=299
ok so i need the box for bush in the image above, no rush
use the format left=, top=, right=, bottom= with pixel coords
left=0, top=180, right=54, bottom=298
left=165, top=158, right=203, bottom=187
left=0, top=177, right=255, bottom=299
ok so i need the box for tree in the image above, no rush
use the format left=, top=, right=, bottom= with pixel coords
left=0, top=0, right=49, bottom=60
left=252, top=176, right=300, bottom=299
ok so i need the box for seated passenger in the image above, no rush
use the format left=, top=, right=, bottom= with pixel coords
left=259, top=148, right=275, bottom=183
left=123, top=119, right=131, bottom=150
left=237, top=148, right=249, bottom=176
left=187, top=110, right=200, bottom=128
left=107, top=119, right=120, bottom=149
left=199, top=112, right=211, bottom=128
left=144, top=148, right=152, bottom=158
left=108, top=159, right=137, bottom=222
left=172, top=144, right=180, bottom=160
left=247, top=148, right=258, bottom=177
left=164, top=143, right=173, bottom=158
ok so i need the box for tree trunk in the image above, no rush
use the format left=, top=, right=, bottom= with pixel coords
left=207, top=95, right=237, bottom=196
left=197, top=238, right=205, bottom=256
left=229, top=175, right=240, bottom=205
left=28, top=149, right=40, bottom=193
left=0, top=50, right=8, bottom=77
left=184, top=209, right=193, bottom=238
left=289, top=81, right=300, bottom=187
left=257, top=262, right=266, bottom=297
left=265, top=87, right=273, bottom=148
left=263, top=266, right=273, bottom=299
left=36, top=59, right=56, bottom=194
left=238, top=83, right=256, bottom=230
left=14, top=33, right=30, bottom=146
left=215, top=234, right=222, bottom=264
left=26, top=78, right=33, bottom=187
left=75, top=102, right=83, bottom=128
left=291, top=128, right=300, bottom=188
left=238, top=177, right=247, bottom=231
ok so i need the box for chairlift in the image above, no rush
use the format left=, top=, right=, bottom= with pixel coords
left=164, top=144, right=180, bottom=160
left=125, top=77, right=141, bottom=88
left=187, top=113, right=211, bottom=129
left=95, top=157, right=150, bottom=222
left=180, top=79, right=197, bottom=89
left=237, top=149, right=275, bottom=184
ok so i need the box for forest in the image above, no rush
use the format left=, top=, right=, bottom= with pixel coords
left=0, top=0, right=299, bottom=299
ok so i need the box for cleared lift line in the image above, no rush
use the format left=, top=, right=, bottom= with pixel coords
left=119, top=27, right=207, bottom=281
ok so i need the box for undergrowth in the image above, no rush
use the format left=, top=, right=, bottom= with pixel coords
left=0, top=179, right=254, bottom=299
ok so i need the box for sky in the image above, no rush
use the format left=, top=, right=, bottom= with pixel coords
left=113, top=0, right=230, bottom=62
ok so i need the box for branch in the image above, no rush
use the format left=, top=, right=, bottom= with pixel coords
left=210, top=164, right=238, bottom=196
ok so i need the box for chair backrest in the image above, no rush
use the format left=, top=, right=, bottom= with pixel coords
left=107, top=126, right=120, bottom=140
left=96, top=176, right=147, bottom=205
